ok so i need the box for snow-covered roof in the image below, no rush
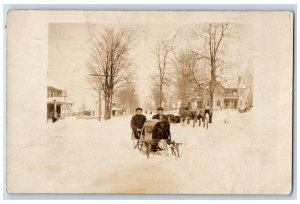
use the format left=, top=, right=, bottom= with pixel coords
left=47, top=79, right=64, bottom=90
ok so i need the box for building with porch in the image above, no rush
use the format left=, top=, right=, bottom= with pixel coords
left=188, top=79, right=248, bottom=112
left=47, top=79, right=73, bottom=121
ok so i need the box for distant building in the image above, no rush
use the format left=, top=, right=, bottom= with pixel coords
left=188, top=78, right=250, bottom=112
left=93, top=100, right=124, bottom=119
left=47, top=79, right=73, bottom=120
left=111, top=102, right=123, bottom=117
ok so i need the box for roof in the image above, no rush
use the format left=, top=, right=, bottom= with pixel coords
left=47, top=79, right=64, bottom=90
left=216, top=78, right=246, bottom=89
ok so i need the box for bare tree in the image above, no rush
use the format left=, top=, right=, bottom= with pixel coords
left=87, top=28, right=133, bottom=120
left=193, top=23, right=230, bottom=123
left=173, top=50, right=196, bottom=107
left=152, top=40, right=172, bottom=108
left=115, top=82, right=139, bottom=114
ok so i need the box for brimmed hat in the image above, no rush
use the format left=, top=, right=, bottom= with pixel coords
left=157, top=107, right=164, bottom=111
left=136, top=107, right=143, bottom=111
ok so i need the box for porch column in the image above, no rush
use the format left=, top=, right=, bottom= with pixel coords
left=53, top=100, right=57, bottom=116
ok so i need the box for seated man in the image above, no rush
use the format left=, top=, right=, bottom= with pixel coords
left=131, top=107, right=147, bottom=139
left=151, top=107, right=171, bottom=152
left=152, top=107, right=168, bottom=122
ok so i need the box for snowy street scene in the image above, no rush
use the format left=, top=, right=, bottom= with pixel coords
left=45, top=16, right=257, bottom=193
left=46, top=110, right=258, bottom=193
left=6, top=11, right=293, bottom=195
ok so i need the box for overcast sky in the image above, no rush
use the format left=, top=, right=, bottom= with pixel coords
left=48, top=19, right=253, bottom=111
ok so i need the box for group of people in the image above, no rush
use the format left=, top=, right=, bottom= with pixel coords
left=130, top=107, right=168, bottom=139
left=130, top=106, right=206, bottom=140
left=181, top=107, right=205, bottom=127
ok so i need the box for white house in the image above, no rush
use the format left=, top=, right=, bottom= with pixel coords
left=47, top=79, right=73, bottom=120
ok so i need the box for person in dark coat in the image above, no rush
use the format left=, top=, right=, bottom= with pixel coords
left=152, top=107, right=168, bottom=122
left=131, top=107, right=147, bottom=139
left=151, top=107, right=171, bottom=152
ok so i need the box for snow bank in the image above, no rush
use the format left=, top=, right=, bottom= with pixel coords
left=44, top=110, right=283, bottom=194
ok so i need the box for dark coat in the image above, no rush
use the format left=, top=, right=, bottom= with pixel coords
left=131, top=114, right=146, bottom=139
left=131, top=114, right=146, bottom=130
left=152, top=121, right=171, bottom=140
left=152, top=114, right=168, bottom=122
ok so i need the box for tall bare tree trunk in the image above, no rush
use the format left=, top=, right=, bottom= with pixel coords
left=98, top=92, right=101, bottom=121
left=109, top=93, right=113, bottom=118
left=159, top=83, right=163, bottom=107
left=153, top=40, right=171, bottom=109
left=209, top=92, right=214, bottom=123
left=104, top=96, right=110, bottom=120
left=209, top=60, right=216, bottom=123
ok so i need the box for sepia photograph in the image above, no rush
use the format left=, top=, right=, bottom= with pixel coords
left=6, top=10, right=293, bottom=194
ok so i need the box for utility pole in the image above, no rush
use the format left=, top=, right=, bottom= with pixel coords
left=98, top=90, right=101, bottom=121
left=89, top=73, right=106, bottom=121
left=62, top=89, right=67, bottom=117
left=237, top=76, right=241, bottom=110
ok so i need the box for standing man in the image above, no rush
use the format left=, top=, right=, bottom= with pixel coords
left=131, top=107, right=147, bottom=139
left=152, top=107, right=168, bottom=121
left=52, top=100, right=58, bottom=123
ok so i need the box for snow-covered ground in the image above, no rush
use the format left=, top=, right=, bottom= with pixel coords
left=44, top=110, right=271, bottom=194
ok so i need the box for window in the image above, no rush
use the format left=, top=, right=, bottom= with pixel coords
left=217, top=100, right=220, bottom=106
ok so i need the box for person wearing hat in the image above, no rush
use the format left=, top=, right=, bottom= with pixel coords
left=131, top=107, right=147, bottom=139
left=152, top=107, right=168, bottom=122
left=151, top=107, right=171, bottom=152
